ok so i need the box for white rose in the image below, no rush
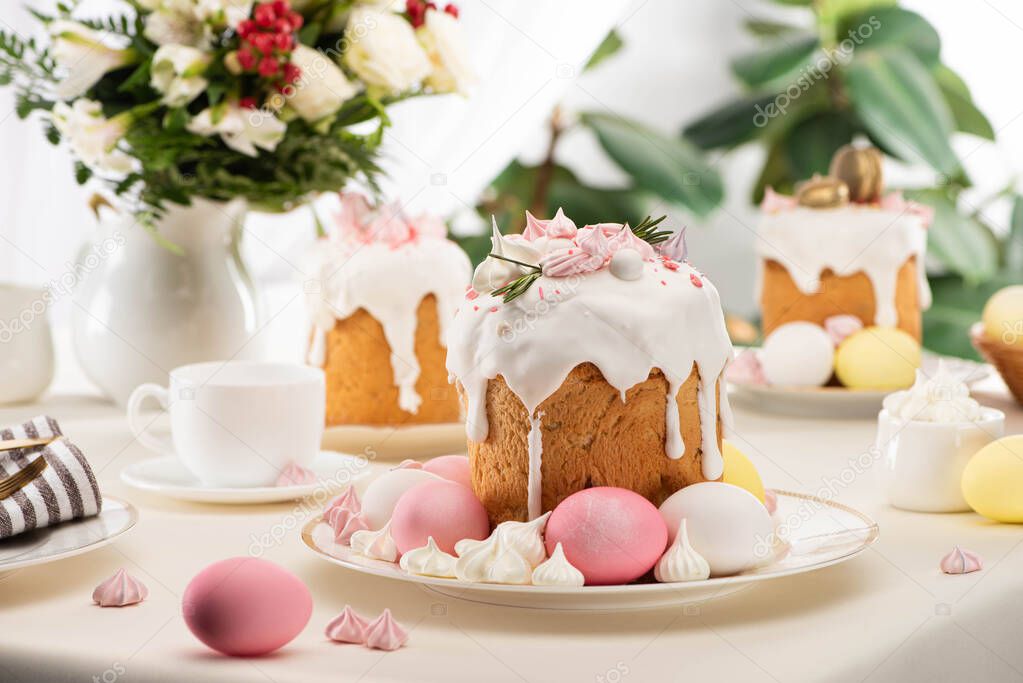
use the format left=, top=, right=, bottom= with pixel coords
left=344, top=8, right=431, bottom=95
left=49, top=20, right=136, bottom=99
left=195, top=0, right=254, bottom=28
left=417, top=9, right=474, bottom=95
left=51, top=99, right=133, bottom=174
left=150, top=44, right=211, bottom=106
left=187, top=103, right=287, bottom=157
left=285, top=46, right=358, bottom=122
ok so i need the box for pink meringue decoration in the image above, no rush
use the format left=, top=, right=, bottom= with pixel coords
left=410, top=213, right=447, bottom=239
left=763, top=489, right=778, bottom=515
left=725, top=349, right=767, bottom=386
left=333, top=192, right=374, bottom=242
left=761, top=187, right=799, bottom=213
left=325, top=485, right=361, bottom=516
left=940, top=546, right=982, bottom=575
left=363, top=609, right=409, bottom=651
left=395, top=459, right=424, bottom=470
left=368, top=202, right=414, bottom=247
left=604, top=223, right=656, bottom=260
left=275, top=462, right=315, bottom=487
left=93, top=568, right=148, bottom=607
left=656, top=228, right=688, bottom=262
left=823, top=314, right=863, bottom=347
left=325, top=605, right=370, bottom=644
left=523, top=207, right=578, bottom=241
left=329, top=508, right=369, bottom=545
left=880, top=191, right=935, bottom=228
left=541, top=225, right=610, bottom=277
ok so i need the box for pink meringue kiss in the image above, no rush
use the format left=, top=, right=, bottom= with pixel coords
left=761, top=186, right=798, bottom=213
left=763, top=489, right=778, bottom=515
left=364, top=609, right=409, bottom=651
left=725, top=349, right=767, bottom=386
left=940, top=546, right=983, bottom=575
left=523, top=208, right=578, bottom=241
left=656, top=228, right=688, bottom=263
left=823, top=315, right=863, bottom=347
left=329, top=508, right=370, bottom=545
left=93, top=568, right=148, bottom=607
left=325, top=605, right=370, bottom=644
left=880, top=191, right=935, bottom=228
left=325, top=485, right=362, bottom=516
left=275, top=462, right=315, bottom=487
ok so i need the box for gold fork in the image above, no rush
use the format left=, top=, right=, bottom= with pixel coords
left=0, top=456, right=48, bottom=500
left=0, top=436, right=55, bottom=453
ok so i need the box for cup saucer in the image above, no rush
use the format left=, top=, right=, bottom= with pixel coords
left=120, top=450, right=369, bottom=504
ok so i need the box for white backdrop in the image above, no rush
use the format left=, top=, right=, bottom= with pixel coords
left=1, top=0, right=1021, bottom=387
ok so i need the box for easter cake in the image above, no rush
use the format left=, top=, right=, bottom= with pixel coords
left=305, top=193, right=471, bottom=426
left=737, top=145, right=932, bottom=391
left=445, top=210, right=735, bottom=525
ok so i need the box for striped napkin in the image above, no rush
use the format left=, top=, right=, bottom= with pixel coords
left=0, top=416, right=102, bottom=539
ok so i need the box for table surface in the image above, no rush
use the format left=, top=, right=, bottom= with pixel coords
left=2, top=376, right=1023, bottom=683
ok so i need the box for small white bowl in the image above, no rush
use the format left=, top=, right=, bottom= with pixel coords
left=876, top=407, right=1005, bottom=512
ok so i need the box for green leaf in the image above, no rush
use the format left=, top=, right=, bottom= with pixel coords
left=584, top=30, right=623, bottom=72
left=743, top=18, right=802, bottom=38
left=731, top=35, right=819, bottom=89
left=682, top=92, right=783, bottom=150
left=924, top=272, right=1023, bottom=359
left=1007, top=195, right=1023, bottom=272
left=933, top=64, right=995, bottom=140
left=843, top=7, right=940, bottom=65
left=845, top=48, right=960, bottom=177
left=74, top=162, right=92, bottom=185
left=548, top=179, right=647, bottom=227
left=752, top=138, right=793, bottom=204
left=784, top=111, right=855, bottom=179
left=904, top=188, right=997, bottom=284
left=583, top=112, right=723, bottom=217
left=816, top=0, right=896, bottom=37
left=298, top=22, right=322, bottom=46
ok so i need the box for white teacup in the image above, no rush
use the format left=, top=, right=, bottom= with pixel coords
left=876, top=407, right=1005, bottom=512
left=127, top=361, right=325, bottom=487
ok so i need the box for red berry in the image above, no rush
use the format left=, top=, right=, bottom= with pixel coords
left=255, top=4, right=277, bottom=26
left=251, top=32, right=274, bottom=54
left=238, top=96, right=257, bottom=109
left=258, top=56, right=280, bottom=77
left=288, top=11, right=303, bottom=29
left=444, top=2, right=458, bottom=17
left=405, top=0, right=421, bottom=12
left=237, top=47, right=256, bottom=70
left=237, top=19, right=256, bottom=37
left=426, top=2, right=437, bottom=9
left=283, top=62, right=301, bottom=84
left=272, top=0, right=289, bottom=15
left=274, top=32, right=293, bottom=51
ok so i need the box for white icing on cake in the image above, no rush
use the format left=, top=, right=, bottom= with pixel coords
left=446, top=214, right=735, bottom=520
left=305, top=202, right=471, bottom=414
left=756, top=206, right=931, bottom=327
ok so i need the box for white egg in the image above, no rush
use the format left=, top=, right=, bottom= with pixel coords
left=659, top=482, right=775, bottom=577
left=609, top=248, right=643, bottom=281
left=360, top=469, right=443, bottom=530
left=761, top=321, right=834, bottom=387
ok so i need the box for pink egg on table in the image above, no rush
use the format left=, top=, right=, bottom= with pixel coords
left=182, top=557, right=312, bottom=657
left=422, top=455, right=472, bottom=489
left=389, top=480, right=490, bottom=555
left=545, top=487, right=668, bottom=586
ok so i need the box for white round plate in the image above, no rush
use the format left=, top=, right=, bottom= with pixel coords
left=321, top=422, right=466, bottom=461
left=301, top=490, right=878, bottom=611
left=121, top=451, right=368, bottom=504
left=0, top=496, right=137, bottom=572
left=729, top=351, right=990, bottom=418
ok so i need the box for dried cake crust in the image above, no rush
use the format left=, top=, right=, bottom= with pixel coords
left=464, top=362, right=721, bottom=525
left=320, top=294, right=460, bottom=426
left=760, top=256, right=922, bottom=341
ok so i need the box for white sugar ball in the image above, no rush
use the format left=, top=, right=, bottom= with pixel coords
left=609, top=248, right=643, bottom=281
left=761, top=322, right=834, bottom=387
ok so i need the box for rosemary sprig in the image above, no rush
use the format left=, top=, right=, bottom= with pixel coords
left=630, top=214, right=672, bottom=245
left=487, top=252, right=541, bottom=272
left=493, top=271, right=542, bottom=303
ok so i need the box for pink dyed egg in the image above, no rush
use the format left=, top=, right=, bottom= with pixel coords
left=182, top=557, right=312, bottom=657
left=389, top=480, right=490, bottom=555
left=422, top=455, right=472, bottom=489
left=545, top=487, right=668, bottom=585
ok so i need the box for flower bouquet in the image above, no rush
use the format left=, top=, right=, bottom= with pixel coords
left=0, top=0, right=472, bottom=215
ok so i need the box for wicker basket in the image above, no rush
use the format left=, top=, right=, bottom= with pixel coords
left=971, top=322, right=1023, bottom=406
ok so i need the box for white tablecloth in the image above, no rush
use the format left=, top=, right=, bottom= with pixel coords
left=1, top=376, right=1022, bottom=683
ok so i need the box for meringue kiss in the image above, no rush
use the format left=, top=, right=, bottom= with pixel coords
left=93, top=568, right=148, bottom=607
left=940, top=546, right=982, bottom=575
left=325, top=605, right=370, bottom=644
left=363, top=609, right=409, bottom=651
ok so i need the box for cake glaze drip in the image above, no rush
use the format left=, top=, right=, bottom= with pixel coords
left=306, top=194, right=471, bottom=414
left=447, top=214, right=735, bottom=520
left=756, top=203, right=931, bottom=327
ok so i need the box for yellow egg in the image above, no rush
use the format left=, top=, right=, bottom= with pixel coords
left=982, top=285, right=1023, bottom=348
left=722, top=440, right=765, bottom=503
left=834, top=326, right=920, bottom=390
left=962, top=436, right=1023, bottom=522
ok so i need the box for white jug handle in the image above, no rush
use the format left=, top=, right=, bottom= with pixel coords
left=126, top=383, right=174, bottom=455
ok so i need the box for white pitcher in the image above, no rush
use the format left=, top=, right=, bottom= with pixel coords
left=0, top=284, right=55, bottom=404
